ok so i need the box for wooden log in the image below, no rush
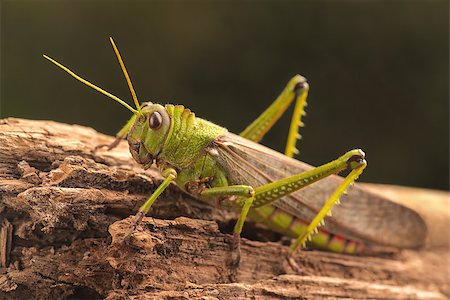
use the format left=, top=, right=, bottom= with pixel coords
left=0, top=118, right=448, bottom=299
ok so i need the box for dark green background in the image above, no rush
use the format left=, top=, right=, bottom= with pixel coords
left=1, top=1, right=448, bottom=190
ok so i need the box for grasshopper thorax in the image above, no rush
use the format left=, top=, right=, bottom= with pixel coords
left=127, top=102, right=228, bottom=171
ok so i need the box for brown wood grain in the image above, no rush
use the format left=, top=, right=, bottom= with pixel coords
left=0, top=118, right=448, bottom=299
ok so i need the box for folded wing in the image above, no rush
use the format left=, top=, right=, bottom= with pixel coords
left=210, top=132, right=426, bottom=249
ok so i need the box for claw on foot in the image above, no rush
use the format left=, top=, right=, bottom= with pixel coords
left=119, top=211, right=145, bottom=244
left=119, top=231, right=132, bottom=244
left=228, top=232, right=242, bottom=282
left=93, top=136, right=122, bottom=153
left=287, top=255, right=303, bottom=274
left=230, top=232, right=241, bottom=268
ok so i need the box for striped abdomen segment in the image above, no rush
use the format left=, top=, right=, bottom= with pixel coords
left=248, top=204, right=365, bottom=254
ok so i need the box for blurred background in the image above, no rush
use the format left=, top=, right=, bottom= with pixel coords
left=1, top=1, right=448, bottom=190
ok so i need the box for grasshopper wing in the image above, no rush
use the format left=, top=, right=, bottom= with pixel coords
left=211, top=132, right=426, bottom=249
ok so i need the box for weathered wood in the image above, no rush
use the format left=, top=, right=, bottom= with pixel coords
left=0, top=118, right=448, bottom=299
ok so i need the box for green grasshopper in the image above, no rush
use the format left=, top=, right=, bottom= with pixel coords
left=43, top=38, right=426, bottom=268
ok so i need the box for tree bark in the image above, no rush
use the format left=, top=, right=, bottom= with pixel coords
left=0, top=118, right=448, bottom=299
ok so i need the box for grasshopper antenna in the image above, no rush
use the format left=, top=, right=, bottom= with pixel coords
left=43, top=55, right=139, bottom=115
left=109, top=37, right=142, bottom=115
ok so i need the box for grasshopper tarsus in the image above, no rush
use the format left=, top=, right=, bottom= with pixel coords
left=93, top=136, right=122, bottom=153
left=119, top=233, right=131, bottom=245
left=119, top=212, right=145, bottom=244
left=230, top=232, right=242, bottom=268
left=119, top=226, right=135, bottom=245
left=287, top=255, right=305, bottom=275
left=228, top=233, right=242, bottom=283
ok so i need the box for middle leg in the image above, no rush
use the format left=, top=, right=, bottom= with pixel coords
left=200, top=185, right=255, bottom=267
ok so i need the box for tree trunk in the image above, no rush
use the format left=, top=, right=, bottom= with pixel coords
left=0, top=118, right=448, bottom=299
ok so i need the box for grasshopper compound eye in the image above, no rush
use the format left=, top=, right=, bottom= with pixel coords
left=149, top=111, right=163, bottom=130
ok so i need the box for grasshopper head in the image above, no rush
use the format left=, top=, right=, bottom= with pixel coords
left=127, top=102, right=171, bottom=167
left=43, top=38, right=171, bottom=168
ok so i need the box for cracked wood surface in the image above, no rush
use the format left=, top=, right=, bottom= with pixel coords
left=0, top=118, right=448, bottom=299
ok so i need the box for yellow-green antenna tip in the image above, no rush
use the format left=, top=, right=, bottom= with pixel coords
left=43, top=54, right=138, bottom=115
left=108, top=37, right=142, bottom=114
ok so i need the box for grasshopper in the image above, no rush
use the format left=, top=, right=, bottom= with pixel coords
left=43, top=38, right=426, bottom=268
